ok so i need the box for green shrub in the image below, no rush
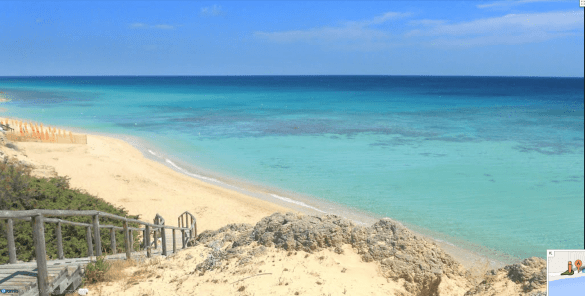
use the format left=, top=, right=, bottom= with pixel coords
left=0, top=157, right=142, bottom=264
left=84, top=256, right=110, bottom=284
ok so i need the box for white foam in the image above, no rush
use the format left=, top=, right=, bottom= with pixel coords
left=147, top=149, right=158, bottom=156
left=164, top=159, right=222, bottom=183
left=435, top=239, right=456, bottom=247
left=270, top=194, right=326, bottom=213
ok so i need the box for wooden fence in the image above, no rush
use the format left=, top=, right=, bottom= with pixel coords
left=0, top=118, right=87, bottom=144
left=0, top=210, right=197, bottom=296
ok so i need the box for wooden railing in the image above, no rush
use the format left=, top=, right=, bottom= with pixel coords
left=0, top=210, right=197, bottom=296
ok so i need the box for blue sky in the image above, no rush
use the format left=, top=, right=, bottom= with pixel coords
left=0, top=0, right=583, bottom=76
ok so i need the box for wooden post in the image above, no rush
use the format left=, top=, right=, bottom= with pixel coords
left=153, top=227, right=158, bottom=249
left=142, top=229, right=146, bottom=250
left=56, top=221, right=64, bottom=260
left=123, top=221, right=131, bottom=260
left=130, top=230, right=134, bottom=251
left=86, top=226, right=93, bottom=258
left=32, top=214, right=50, bottom=296
left=145, top=224, right=151, bottom=258
left=181, top=229, right=186, bottom=249
left=172, top=229, right=176, bottom=254
left=93, top=214, right=102, bottom=256
left=161, top=226, right=167, bottom=256
left=7, top=218, right=17, bottom=264
left=188, top=215, right=192, bottom=239
left=194, top=220, right=197, bottom=238
left=186, top=215, right=190, bottom=242
left=110, top=228, right=117, bottom=254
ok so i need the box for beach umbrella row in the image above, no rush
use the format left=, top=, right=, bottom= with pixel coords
left=1, top=118, right=77, bottom=143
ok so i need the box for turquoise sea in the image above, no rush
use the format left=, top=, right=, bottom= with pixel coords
left=1, top=76, right=583, bottom=263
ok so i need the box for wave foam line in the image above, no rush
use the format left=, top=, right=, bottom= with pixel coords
left=270, top=194, right=326, bottom=213
left=148, top=149, right=158, bottom=156
left=165, top=159, right=222, bottom=183
left=165, top=159, right=326, bottom=214
left=435, top=239, right=456, bottom=247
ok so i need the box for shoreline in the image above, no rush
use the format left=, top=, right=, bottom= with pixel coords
left=70, top=129, right=518, bottom=269
left=0, top=114, right=512, bottom=270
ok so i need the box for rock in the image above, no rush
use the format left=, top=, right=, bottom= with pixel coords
left=504, top=257, right=547, bottom=290
left=191, top=212, right=463, bottom=296
left=464, top=257, right=547, bottom=295
left=252, top=212, right=354, bottom=252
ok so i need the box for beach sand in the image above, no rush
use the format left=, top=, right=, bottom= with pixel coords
left=9, top=133, right=294, bottom=232
left=0, top=115, right=547, bottom=295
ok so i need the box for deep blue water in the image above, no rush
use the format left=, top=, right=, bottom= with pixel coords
left=1, top=76, right=583, bottom=263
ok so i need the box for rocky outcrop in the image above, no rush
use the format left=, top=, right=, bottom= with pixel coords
left=191, top=212, right=464, bottom=296
left=505, top=257, right=547, bottom=289
left=464, top=257, right=547, bottom=295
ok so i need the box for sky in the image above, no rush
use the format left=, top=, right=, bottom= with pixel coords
left=0, top=0, right=583, bottom=77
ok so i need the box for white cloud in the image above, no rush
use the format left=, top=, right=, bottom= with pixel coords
left=477, top=0, right=570, bottom=9
left=254, top=12, right=410, bottom=46
left=406, top=10, right=583, bottom=46
left=347, top=12, right=412, bottom=27
left=254, top=27, right=389, bottom=43
left=130, top=23, right=148, bottom=28
left=431, top=31, right=575, bottom=48
left=408, top=19, right=448, bottom=26
left=201, top=5, right=223, bottom=16
left=153, top=24, right=174, bottom=30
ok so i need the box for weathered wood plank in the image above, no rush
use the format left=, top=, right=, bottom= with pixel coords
left=1, top=210, right=184, bottom=230
left=0, top=266, right=76, bottom=273
left=124, top=221, right=131, bottom=260
left=145, top=224, right=151, bottom=258
left=55, top=222, right=63, bottom=260
left=0, top=269, right=74, bottom=275
left=1, top=210, right=195, bottom=296
left=110, top=228, right=117, bottom=255
left=86, top=226, right=93, bottom=258
left=93, top=215, right=102, bottom=256
left=7, top=218, right=17, bottom=264
left=31, top=215, right=49, bottom=296
left=172, top=228, right=177, bottom=254
left=161, top=224, right=167, bottom=256
left=1, top=274, right=60, bottom=283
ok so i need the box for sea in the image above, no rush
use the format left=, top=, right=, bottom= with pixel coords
left=1, top=76, right=583, bottom=264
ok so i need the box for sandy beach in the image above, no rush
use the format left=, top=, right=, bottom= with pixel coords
left=1, top=127, right=293, bottom=233
left=0, top=115, right=548, bottom=295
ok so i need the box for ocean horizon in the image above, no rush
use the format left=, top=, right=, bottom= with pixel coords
left=1, top=75, right=583, bottom=264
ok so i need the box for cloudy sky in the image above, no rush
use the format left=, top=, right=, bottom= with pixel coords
left=1, top=0, right=583, bottom=76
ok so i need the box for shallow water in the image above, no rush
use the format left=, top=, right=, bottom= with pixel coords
left=1, top=76, right=583, bottom=263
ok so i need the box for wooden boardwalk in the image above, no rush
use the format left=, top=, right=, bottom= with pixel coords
left=0, top=231, right=185, bottom=296
left=1, top=210, right=197, bottom=296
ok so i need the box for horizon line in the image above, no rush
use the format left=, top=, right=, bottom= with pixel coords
left=0, top=74, right=583, bottom=78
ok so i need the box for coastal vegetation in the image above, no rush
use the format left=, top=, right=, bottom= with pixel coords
left=0, top=156, right=141, bottom=264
